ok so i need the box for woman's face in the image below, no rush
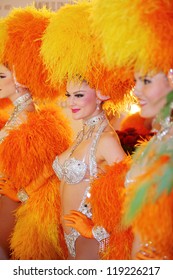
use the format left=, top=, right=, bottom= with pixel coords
left=133, top=72, right=173, bottom=118
left=0, top=64, right=16, bottom=100
left=66, top=80, right=101, bottom=121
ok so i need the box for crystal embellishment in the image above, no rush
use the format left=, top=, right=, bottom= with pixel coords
left=83, top=111, right=106, bottom=126
left=0, top=92, right=33, bottom=144
left=53, top=157, right=87, bottom=184
left=17, top=189, right=29, bottom=203
left=64, top=186, right=92, bottom=258
left=92, top=226, right=110, bottom=242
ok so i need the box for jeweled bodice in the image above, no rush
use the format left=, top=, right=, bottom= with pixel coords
left=53, top=121, right=108, bottom=184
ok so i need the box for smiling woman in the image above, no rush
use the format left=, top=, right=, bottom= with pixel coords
left=65, top=80, right=103, bottom=121
left=91, top=0, right=173, bottom=259
left=40, top=1, right=134, bottom=260
left=133, top=72, right=173, bottom=118
left=53, top=78, right=127, bottom=259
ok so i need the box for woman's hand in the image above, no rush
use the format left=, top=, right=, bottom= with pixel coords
left=64, top=210, right=94, bottom=239
left=0, top=177, right=19, bottom=202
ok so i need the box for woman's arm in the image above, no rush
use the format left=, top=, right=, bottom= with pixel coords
left=100, top=132, right=127, bottom=165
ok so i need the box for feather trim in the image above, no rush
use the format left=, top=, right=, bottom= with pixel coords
left=0, top=105, right=72, bottom=189
left=90, top=157, right=133, bottom=259
left=132, top=191, right=173, bottom=259
left=10, top=175, right=68, bottom=260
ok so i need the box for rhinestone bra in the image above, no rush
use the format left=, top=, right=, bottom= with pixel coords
left=53, top=121, right=108, bottom=184
left=53, top=157, right=87, bottom=184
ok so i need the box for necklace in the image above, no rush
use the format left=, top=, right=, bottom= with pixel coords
left=4, top=93, right=32, bottom=128
left=0, top=93, right=33, bottom=144
left=69, top=111, right=107, bottom=157
left=82, top=111, right=107, bottom=140
left=83, top=111, right=106, bottom=126
left=13, top=92, right=32, bottom=107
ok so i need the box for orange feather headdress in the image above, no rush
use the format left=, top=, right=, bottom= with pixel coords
left=91, top=0, right=173, bottom=75
left=1, top=6, right=59, bottom=101
left=41, top=1, right=134, bottom=114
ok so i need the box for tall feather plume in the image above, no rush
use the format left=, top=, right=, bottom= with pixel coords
left=41, top=0, right=134, bottom=114
left=3, top=6, right=59, bottom=100
left=41, top=1, right=100, bottom=86
left=91, top=0, right=173, bottom=74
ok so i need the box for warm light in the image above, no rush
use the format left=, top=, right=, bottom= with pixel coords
left=129, top=103, right=141, bottom=114
left=128, top=88, right=141, bottom=114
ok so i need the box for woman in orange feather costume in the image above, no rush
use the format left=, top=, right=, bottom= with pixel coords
left=0, top=7, right=71, bottom=260
left=91, top=0, right=173, bottom=259
left=41, top=1, right=134, bottom=260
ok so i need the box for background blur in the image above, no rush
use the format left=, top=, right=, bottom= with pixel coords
left=0, top=0, right=72, bottom=17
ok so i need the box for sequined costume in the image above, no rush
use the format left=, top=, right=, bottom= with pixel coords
left=53, top=119, right=109, bottom=258
left=40, top=1, right=134, bottom=260
left=53, top=112, right=133, bottom=259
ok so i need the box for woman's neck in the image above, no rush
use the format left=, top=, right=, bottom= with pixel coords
left=83, top=110, right=106, bottom=127
left=80, top=111, right=108, bottom=141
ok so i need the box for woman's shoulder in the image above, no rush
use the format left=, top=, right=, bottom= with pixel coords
left=97, top=128, right=126, bottom=164
left=99, top=128, right=120, bottom=146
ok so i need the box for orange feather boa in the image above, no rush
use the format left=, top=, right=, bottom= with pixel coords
left=0, top=104, right=71, bottom=259
left=90, top=157, right=133, bottom=259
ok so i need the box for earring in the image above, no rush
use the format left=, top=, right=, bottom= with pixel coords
left=96, top=100, right=100, bottom=110
left=15, top=86, right=19, bottom=95
left=168, top=69, right=173, bottom=87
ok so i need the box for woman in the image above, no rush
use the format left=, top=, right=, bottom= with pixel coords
left=0, top=64, right=35, bottom=259
left=91, top=0, right=173, bottom=259
left=53, top=79, right=128, bottom=259
left=41, top=1, right=134, bottom=259
left=124, top=71, right=173, bottom=259
left=0, top=7, right=71, bottom=260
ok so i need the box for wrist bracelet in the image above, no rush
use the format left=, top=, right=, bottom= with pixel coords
left=92, top=226, right=110, bottom=242
left=92, top=226, right=110, bottom=254
left=17, top=188, right=29, bottom=203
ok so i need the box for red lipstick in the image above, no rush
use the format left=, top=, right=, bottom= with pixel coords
left=72, top=109, right=80, bottom=113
